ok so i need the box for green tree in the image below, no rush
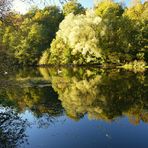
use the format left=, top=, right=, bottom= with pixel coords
left=1, top=6, right=63, bottom=65
left=40, top=11, right=103, bottom=65
left=63, top=0, right=85, bottom=16
left=124, top=1, right=148, bottom=61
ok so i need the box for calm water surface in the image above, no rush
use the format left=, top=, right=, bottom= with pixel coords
left=0, top=67, right=148, bottom=148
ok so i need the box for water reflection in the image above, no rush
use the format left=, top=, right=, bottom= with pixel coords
left=0, top=67, right=148, bottom=146
left=40, top=67, right=148, bottom=124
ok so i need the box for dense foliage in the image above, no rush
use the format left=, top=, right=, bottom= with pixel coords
left=63, top=0, right=85, bottom=16
left=1, top=6, right=63, bottom=65
left=0, top=0, right=148, bottom=66
left=40, top=0, right=148, bottom=66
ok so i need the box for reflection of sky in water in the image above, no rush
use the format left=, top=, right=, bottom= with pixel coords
left=1, top=67, right=148, bottom=148
left=20, top=110, right=148, bottom=148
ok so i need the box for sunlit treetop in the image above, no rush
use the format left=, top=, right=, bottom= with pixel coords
left=95, top=0, right=124, bottom=17
left=124, top=1, right=148, bottom=20
left=63, top=0, right=85, bottom=16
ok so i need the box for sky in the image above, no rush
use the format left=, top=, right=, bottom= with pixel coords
left=12, top=0, right=146, bottom=14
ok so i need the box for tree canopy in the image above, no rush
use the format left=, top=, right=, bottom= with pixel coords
left=63, top=0, right=85, bottom=16
left=0, top=0, right=147, bottom=67
left=40, top=1, right=148, bottom=66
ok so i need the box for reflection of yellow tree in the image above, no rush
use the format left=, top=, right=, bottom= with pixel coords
left=40, top=67, right=148, bottom=124
left=1, top=67, right=148, bottom=125
left=40, top=67, right=103, bottom=120
left=54, top=76, right=102, bottom=120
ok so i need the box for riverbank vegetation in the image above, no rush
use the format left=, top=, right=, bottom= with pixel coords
left=0, top=0, right=147, bottom=68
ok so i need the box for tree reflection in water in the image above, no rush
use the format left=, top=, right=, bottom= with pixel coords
left=0, top=107, right=29, bottom=147
left=0, top=66, right=148, bottom=142
left=40, top=67, right=148, bottom=124
left=0, top=67, right=64, bottom=130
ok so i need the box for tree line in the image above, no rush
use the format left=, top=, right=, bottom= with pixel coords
left=0, top=0, right=147, bottom=67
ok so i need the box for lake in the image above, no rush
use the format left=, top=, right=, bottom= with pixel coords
left=0, top=67, right=148, bottom=148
